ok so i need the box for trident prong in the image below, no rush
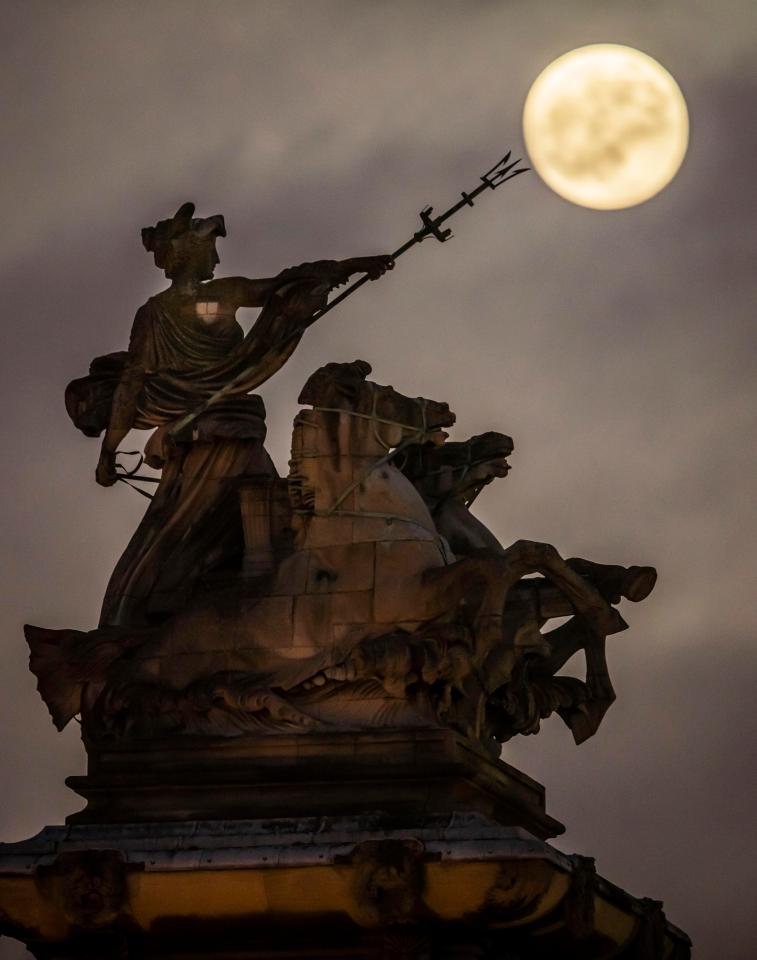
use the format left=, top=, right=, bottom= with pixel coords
left=481, top=153, right=529, bottom=189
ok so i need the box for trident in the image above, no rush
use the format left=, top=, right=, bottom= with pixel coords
left=161, top=152, right=528, bottom=447
left=311, top=151, right=529, bottom=323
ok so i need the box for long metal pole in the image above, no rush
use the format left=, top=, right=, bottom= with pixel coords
left=308, top=151, right=528, bottom=324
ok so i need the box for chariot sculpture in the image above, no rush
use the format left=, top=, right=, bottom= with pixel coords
left=27, top=187, right=655, bottom=763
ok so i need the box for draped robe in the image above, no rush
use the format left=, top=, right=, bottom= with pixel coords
left=66, top=279, right=329, bottom=628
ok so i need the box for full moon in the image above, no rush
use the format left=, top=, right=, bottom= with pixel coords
left=523, top=44, right=689, bottom=210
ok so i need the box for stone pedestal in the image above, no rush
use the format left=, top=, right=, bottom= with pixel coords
left=0, top=732, right=691, bottom=958
left=0, top=810, right=690, bottom=958
left=67, top=729, right=563, bottom=840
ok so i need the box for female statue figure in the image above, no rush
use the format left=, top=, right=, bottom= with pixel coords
left=65, top=202, right=392, bottom=628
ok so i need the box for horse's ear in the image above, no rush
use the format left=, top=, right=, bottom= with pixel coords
left=173, top=201, right=196, bottom=222
left=350, top=360, right=372, bottom=380
left=333, top=360, right=372, bottom=402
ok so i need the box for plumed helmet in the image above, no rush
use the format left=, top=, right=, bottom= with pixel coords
left=141, top=203, right=226, bottom=270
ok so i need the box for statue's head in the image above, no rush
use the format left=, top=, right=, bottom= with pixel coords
left=141, top=202, right=226, bottom=281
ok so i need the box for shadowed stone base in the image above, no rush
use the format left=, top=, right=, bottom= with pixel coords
left=66, top=729, right=564, bottom=840
left=0, top=812, right=690, bottom=958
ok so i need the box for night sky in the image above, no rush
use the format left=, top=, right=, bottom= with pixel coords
left=1, top=2, right=756, bottom=956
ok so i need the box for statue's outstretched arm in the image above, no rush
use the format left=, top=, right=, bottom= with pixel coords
left=207, top=257, right=393, bottom=308
left=282, top=256, right=394, bottom=284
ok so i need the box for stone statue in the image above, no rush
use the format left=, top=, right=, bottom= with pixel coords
left=22, top=192, right=659, bottom=779
left=64, top=202, right=393, bottom=627
left=5, top=176, right=692, bottom=960
left=28, top=356, right=655, bottom=755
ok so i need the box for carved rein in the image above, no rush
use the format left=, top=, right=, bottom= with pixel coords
left=297, top=388, right=441, bottom=529
left=114, top=388, right=445, bottom=550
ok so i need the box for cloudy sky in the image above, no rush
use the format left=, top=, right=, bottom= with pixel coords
left=1, top=1, right=755, bottom=956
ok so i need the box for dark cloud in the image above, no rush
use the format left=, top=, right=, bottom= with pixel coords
left=2, top=2, right=756, bottom=957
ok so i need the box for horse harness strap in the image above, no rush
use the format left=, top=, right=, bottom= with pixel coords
left=423, top=444, right=489, bottom=512
left=312, top=387, right=430, bottom=449
left=294, top=507, right=439, bottom=535
left=113, top=450, right=161, bottom=500
left=294, top=507, right=451, bottom=565
left=309, top=391, right=435, bottom=517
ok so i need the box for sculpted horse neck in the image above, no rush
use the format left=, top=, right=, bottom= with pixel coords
left=289, top=359, right=453, bottom=552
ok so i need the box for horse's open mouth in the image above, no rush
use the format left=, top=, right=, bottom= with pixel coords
left=427, top=429, right=450, bottom=446
left=491, top=456, right=512, bottom=477
left=429, top=409, right=457, bottom=432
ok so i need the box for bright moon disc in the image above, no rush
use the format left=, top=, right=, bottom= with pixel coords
left=523, top=44, right=689, bottom=209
